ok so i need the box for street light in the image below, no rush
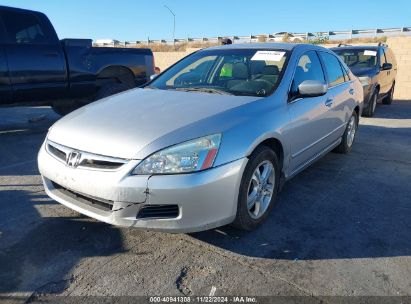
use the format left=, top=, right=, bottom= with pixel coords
left=164, top=5, right=176, bottom=49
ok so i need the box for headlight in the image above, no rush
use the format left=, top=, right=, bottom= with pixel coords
left=132, top=134, right=221, bottom=175
left=358, top=76, right=371, bottom=86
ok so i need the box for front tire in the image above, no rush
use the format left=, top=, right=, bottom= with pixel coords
left=96, top=83, right=130, bottom=100
left=52, top=83, right=131, bottom=116
left=362, top=90, right=377, bottom=117
left=233, top=146, right=280, bottom=231
left=382, top=83, right=395, bottom=105
left=335, top=111, right=358, bottom=154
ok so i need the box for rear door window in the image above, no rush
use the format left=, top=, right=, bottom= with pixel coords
left=290, top=51, right=325, bottom=97
left=1, top=10, right=50, bottom=44
left=319, top=52, right=345, bottom=87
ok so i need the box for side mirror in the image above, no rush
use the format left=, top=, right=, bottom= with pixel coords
left=297, top=80, right=327, bottom=97
left=150, top=74, right=158, bottom=81
left=381, top=63, right=392, bottom=71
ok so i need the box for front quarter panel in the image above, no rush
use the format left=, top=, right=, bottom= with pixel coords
left=215, top=95, right=290, bottom=167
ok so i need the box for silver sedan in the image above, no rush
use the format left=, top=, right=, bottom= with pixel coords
left=38, top=43, right=363, bottom=232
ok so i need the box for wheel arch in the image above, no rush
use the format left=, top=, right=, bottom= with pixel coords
left=354, top=105, right=360, bottom=122
left=375, top=84, right=380, bottom=94
left=247, top=136, right=285, bottom=171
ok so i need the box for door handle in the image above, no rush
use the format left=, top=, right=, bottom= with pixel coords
left=349, top=88, right=354, bottom=95
left=325, top=98, right=333, bottom=107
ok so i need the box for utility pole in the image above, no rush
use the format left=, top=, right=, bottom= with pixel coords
left=164, top=5, right=176, bottom=49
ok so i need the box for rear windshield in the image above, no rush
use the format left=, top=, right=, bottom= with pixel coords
left=333, top=49, right=378, bottom=68
left=147, top=49, right=290, bottom=97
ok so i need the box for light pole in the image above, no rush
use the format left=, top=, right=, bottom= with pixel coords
left=164, top=5, right=176, bottom=49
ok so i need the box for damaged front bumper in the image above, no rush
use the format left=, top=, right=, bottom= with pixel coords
left=38, top=142, right=247, bottom=233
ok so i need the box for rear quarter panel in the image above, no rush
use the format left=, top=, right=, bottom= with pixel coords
left=64, top=43, right=154, bottom=98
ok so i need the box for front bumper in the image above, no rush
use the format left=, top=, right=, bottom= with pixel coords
left=38, top=142, right=247, bottom=233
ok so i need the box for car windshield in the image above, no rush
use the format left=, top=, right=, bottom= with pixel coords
left=147, top=48, right=289, bottom=97
left=333, top=49, right=378, bottom=68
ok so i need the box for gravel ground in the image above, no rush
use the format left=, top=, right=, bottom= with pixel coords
left=0, top=101, right=410, bottom=303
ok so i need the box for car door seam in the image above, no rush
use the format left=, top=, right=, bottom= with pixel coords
left=291, top=122, right=347, bottom=159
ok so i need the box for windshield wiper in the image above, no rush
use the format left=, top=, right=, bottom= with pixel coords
left=175, top=87, right=233, bottom=95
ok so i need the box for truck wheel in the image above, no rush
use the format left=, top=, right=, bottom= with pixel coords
left=96, top=83, right=130, bottom=100
left=362, top=90, right=377, bottom=117
left=52, top=104, right=76, bottom=116
left=232, top=146, right=280, bottom=231
left=382, top=83, right=395, bottom=105
left=52, top=83, right=130, bottom=116
left=334, top=111, right=358, bottom=154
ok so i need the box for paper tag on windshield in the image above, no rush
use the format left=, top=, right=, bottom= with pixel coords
left=251, top=51, right=285, bottom=61
left=364, top=50, right=377, bottom=56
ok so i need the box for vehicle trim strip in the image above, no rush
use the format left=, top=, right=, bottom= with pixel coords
left=291, top=123, right=347, bottom=159
left=288, top=137, right=342, bottom=179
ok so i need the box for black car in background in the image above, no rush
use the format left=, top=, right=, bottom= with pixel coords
left=0, top=6, right=155, bottom=115
left=331, top=44, right=397, bottom=117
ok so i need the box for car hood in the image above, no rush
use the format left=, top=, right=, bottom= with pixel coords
left=48, top=88, right=258, bottom=159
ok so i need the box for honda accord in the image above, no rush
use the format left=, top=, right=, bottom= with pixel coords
left=38, top=43, right=363, bottom=232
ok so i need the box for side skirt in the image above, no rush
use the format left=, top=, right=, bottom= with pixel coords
left=284, top=137, right=342, bottom=182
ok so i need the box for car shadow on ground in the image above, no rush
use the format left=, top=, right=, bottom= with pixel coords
left=191, top=122, right=411, bottom=260
left=0, top=107, right=124, bottom=295
left=0, top=190, right=125, bottom=295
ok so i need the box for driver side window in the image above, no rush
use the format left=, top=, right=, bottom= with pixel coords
left=290, top=51, right=325, bottom=97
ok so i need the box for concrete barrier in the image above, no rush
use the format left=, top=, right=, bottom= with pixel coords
left=154, top=48, right=199, bottom=72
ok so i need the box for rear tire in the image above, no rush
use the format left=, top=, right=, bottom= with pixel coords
left=232, top=146, right=280, bottom=231
left=52, top=82, right=131, bottom=116
left=96, top=83, right=130, bottom=100
left=382, top=83, right=395, bottom=105
left=52, top=104, right=76, bottom=116
left=335, top=111, right=358, bottom=154
left=362, top=90, right=377, bottom=117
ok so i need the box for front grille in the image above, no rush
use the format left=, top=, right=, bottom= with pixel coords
left=79, top=158, right=126, bottom=170
left=46, top=140, right=128, bottom=171
left=137, top=205, right=179, bottom=219
left=51, top=181, right=113, bottom=212
left=47, top=143, right=66, bottom=162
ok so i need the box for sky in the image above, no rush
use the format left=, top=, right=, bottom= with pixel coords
left=1, top=0, right=410, bottom=42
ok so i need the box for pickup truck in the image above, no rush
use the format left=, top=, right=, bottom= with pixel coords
left=0, top=6, right=155, bottom=115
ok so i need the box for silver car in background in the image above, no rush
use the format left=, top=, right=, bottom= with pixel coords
left=38, top=43, right=363, bottom=232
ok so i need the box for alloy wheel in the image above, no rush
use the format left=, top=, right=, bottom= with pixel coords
left=346, top=115, right=357, bottom=148
left=246, top=160, right=275, bottom=219
left=372, top=93, right=377, bottom=113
